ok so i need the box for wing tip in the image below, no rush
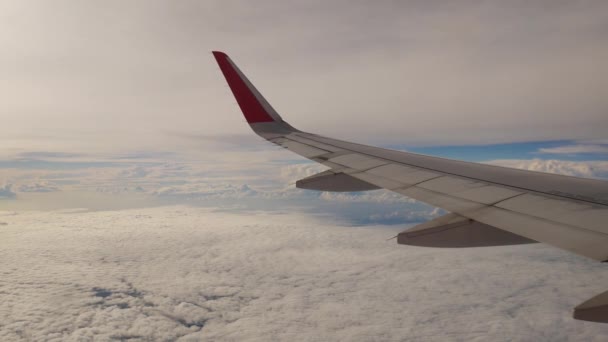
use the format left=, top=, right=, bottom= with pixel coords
left=212, top=50, right=228, bottom=58
left=211, top=50, right=279, bottom=124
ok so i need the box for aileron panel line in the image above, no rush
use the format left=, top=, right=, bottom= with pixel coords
left=280, top=140, right=329, bottom=158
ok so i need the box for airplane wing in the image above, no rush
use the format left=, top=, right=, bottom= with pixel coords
left=212, top=51, right=608, bottom=322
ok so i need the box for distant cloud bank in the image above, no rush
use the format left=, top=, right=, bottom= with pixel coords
left=1, top=144, right=606, bottom=223
left=487, top=159, right=608, bottom=179
left=539, top=144, right=608, bottom=155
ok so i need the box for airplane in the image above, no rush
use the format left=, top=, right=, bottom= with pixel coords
left=212, top=51, right=608, bottom=323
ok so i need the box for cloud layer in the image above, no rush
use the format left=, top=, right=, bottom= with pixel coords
left=1, top=206, right=608, bottom=341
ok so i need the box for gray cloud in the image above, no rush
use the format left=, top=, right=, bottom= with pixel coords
left=17, top=182, right=60, bottom=193
left=0, top=184, right=16, bottom=199
left=17, top=151, right=84, bottom=160
left=1, top=206, right=608, bottom=341
left=1, top=0, right=607, bottom=153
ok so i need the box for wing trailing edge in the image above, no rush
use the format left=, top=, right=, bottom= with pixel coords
left=296, top=170, right=380, bottom=192
left=574, top=290, right=608, bottom=323
left=398, top=213, right=537, bottom=248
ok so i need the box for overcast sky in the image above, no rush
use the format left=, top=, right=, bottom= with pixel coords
left=1, top=0, right=608, bottom=156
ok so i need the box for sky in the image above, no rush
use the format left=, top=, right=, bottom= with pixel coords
left=1, top=0, right=608, bottom=153
left=1, top=1, right=608, bottom=340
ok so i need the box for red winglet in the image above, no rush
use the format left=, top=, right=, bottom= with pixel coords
left=212, top=51, right=276, bottom=123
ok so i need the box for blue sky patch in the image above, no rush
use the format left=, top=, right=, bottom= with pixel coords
left=386, top=140, right=608, bottom=162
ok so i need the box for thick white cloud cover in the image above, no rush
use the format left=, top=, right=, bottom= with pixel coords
left=1, top=206, right=608, bottom=341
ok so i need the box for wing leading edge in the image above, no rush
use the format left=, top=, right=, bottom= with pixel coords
left=212, top=51, right=608, bottom=322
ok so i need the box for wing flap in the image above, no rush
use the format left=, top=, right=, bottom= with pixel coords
left=574, top=290, right=608, bottom=323
left=398, top=213, right=537, bottom=247
left=468, top=206, right=608, bottom=261
left=296, top=170, right=380, bottom=192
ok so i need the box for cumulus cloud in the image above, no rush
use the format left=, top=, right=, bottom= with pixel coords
left=487, top=159, right=608, bottom=179
left=0, top=206, right=607, bottom=341
left=148, top=179, right=437, bottom=226
left=277, top=163, right=328, bottom=185
left=153, top=183, right=259, bottom=199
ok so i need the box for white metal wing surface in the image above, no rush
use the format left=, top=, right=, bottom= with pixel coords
left=212, top=51, right=608, bottom=322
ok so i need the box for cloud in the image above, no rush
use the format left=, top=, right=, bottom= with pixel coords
left=1, top=1, right=608, bottom=152
left=0, top=184, right=16, bottom=199
left=277, top=163, right=328, bottom=185
left=17, top=182, right=60, bottom=193
left=487, top=159, right=608, bottom=179
left=538, top=144, right=608, bottom=155
left=1, top=206, right=607, bottom=341
left=153, top=183, right=259, bottom=199
left=2, top=146, right=605, bottom=224
left=147, top=178, right=437, bottom=226
left=17, top=151, right=84, bottom=160
left=117, top=166, right=150, bottom=178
